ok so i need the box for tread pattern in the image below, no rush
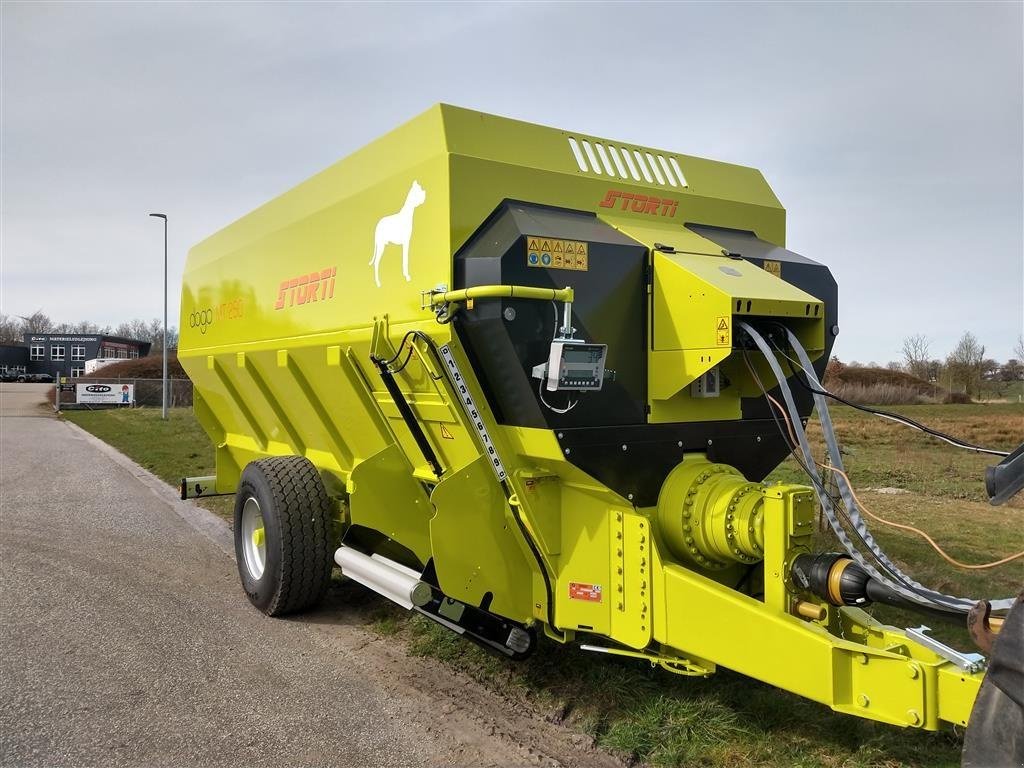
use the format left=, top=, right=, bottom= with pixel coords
left=253, top=456, right=334, bottom=616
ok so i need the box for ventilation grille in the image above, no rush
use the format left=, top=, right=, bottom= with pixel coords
left=568, top=137, right=688, bottom=188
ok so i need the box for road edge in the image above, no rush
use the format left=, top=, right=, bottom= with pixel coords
left=56, top=416, right=627, bottom=767
left=62, top=418, right=235, bottom=558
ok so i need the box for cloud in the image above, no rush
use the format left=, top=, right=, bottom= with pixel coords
left=2, top=1, right=1021, bottom=359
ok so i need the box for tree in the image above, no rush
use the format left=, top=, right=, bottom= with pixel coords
left=1015, top=335, right=1024, bottom=364
left=824, top=356, right=845, bottom=384
left=980, top=359, right=1001, bottom=381
left=946, top=332, right=985, bottom=398
left=901, top=334, right=931, bottom=380
left=113, top=318, right=179, bottom=352
left=52, top=320, right=110, bottom=334
left=18, top=310, right=53, bottom=335
left=149, top=324, right=179, bottom=353
left=1001, top=359, right=1024, bottom=382
left=886, top=360, right=903, bottom=371
left=0, top=314, right=22, bottom=344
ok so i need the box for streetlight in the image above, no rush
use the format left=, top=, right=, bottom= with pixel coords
left=149, top=213, right=168, bottom=420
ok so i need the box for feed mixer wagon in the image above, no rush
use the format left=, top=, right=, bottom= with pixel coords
left=178, top=105, right=1023, bottom=755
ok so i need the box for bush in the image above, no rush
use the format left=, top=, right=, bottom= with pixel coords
left=828, top=382, right=930, bottom=405
left=943, top=391, right=973, bottom=404
left=822, top=363, right=967, bottom=405
left=79, top=352, right=187, bottom=380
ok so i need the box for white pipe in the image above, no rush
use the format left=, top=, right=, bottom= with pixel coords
left=334, top=546, right=431, bottom=609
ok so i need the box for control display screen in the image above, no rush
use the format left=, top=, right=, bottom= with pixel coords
left=564, top=349, right=603, bottom=364
left=546, top=341, right=608, bottom=392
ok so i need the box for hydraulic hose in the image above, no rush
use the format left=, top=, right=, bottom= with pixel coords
left=779, top=326, right=1016, bottom=613
left=738, top=322, right=956, bottom=612
left=739, top=322, right=1012, bottom=615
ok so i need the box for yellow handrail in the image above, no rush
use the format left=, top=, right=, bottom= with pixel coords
left=430, top=284, right=574, bottom=306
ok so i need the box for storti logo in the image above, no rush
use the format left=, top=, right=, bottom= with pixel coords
left=274, top=267, right=337, bottom=310
left=599, top=189, right=678, bottom=218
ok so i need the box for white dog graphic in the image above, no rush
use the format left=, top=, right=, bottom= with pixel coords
left=369, top=180, right=426, bottom=287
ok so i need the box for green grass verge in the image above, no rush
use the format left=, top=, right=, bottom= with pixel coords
left=63, top=407, right=234, bottom=518
left=65, top=404, right=1024, bottom=767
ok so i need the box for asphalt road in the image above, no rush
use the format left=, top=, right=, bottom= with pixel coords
left=0, top=385, right=617, bottom=768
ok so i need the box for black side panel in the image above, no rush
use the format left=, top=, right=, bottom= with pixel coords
left=557, top=421, right=791, bottom=506
left=455, top=201, right=648, bottom=429
left=450, top=210, right=840, bottom=505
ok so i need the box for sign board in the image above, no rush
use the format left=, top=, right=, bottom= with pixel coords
left=76, top=383, right=134, bottom=405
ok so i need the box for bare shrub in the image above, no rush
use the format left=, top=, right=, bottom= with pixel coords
left=828, top=382, right=931, bottom=405
left=943, top=391, right=973, bottom=405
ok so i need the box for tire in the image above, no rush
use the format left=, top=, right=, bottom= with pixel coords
left=233, top=456, right=335, bottom=616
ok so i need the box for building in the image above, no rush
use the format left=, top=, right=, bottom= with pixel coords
left=0, top=345, right=30, bottom=377
left=0, top=333, right=152, bottom=380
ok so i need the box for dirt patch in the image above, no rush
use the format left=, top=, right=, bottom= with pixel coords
left=294, top=582, right=626, bottom=768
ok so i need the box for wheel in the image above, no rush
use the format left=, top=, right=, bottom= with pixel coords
left=963, top=594, right=1024, bottom=766
left=233, top=456, right=335, bottom=616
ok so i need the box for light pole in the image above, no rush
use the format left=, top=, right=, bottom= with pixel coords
left=149, top=213, right=168, bottom=420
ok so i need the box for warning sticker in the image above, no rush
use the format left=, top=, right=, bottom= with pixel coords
left=762, top=260, right=782, bottom=278
left=527, top=237, right=589, bottom=271
left=568, top=582, right=603, bottom=603
left=715, top=315, right=731, bottom=347
left=439, top=424, right=454, bottom=440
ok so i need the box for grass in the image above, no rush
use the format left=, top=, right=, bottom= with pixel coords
left=382, top=606, right=968, bottom=768
left=63, top=407, right=234, bottom=518
left=65, top=403, right=1024, bottom=767
left=983, top=381, right=1024, bottom=403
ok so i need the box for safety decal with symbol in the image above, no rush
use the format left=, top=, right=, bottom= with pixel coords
left=715, top=315, right=731, bottom=347
left=526, top=236, right=589, bottom=272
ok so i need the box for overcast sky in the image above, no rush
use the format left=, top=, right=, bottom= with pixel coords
left=2, top=1, right=1021, bottom=362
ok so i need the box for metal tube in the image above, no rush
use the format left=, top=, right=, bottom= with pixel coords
left=795, top=600, right=826, bottom=621
left=333, top=546, right=431, bottom=609
left=149, top=213, right=169, bottom=420
left=560, top=300, right=573, bottom=338
left=162, top=215, right=167, bottom=420
left=430, top=284, right=574, bottom=306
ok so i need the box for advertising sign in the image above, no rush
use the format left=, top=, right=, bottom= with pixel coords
left=76, top=383, right=134, bottom=405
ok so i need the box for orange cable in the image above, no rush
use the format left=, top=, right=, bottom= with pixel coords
left=818, top=463, right=1024, bottom=571
left=745, top=355, right=1023, bottom=570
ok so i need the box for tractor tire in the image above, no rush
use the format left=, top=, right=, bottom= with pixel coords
left=962, top=593, right=1024, bottom=767
left=233, top=456, right=335, bottom=616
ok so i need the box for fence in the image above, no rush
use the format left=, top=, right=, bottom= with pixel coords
left=60, top=377, right=194, bottom=408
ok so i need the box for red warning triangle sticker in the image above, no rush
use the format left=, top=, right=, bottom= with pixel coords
left=440, top=424, right=454, bottom=439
